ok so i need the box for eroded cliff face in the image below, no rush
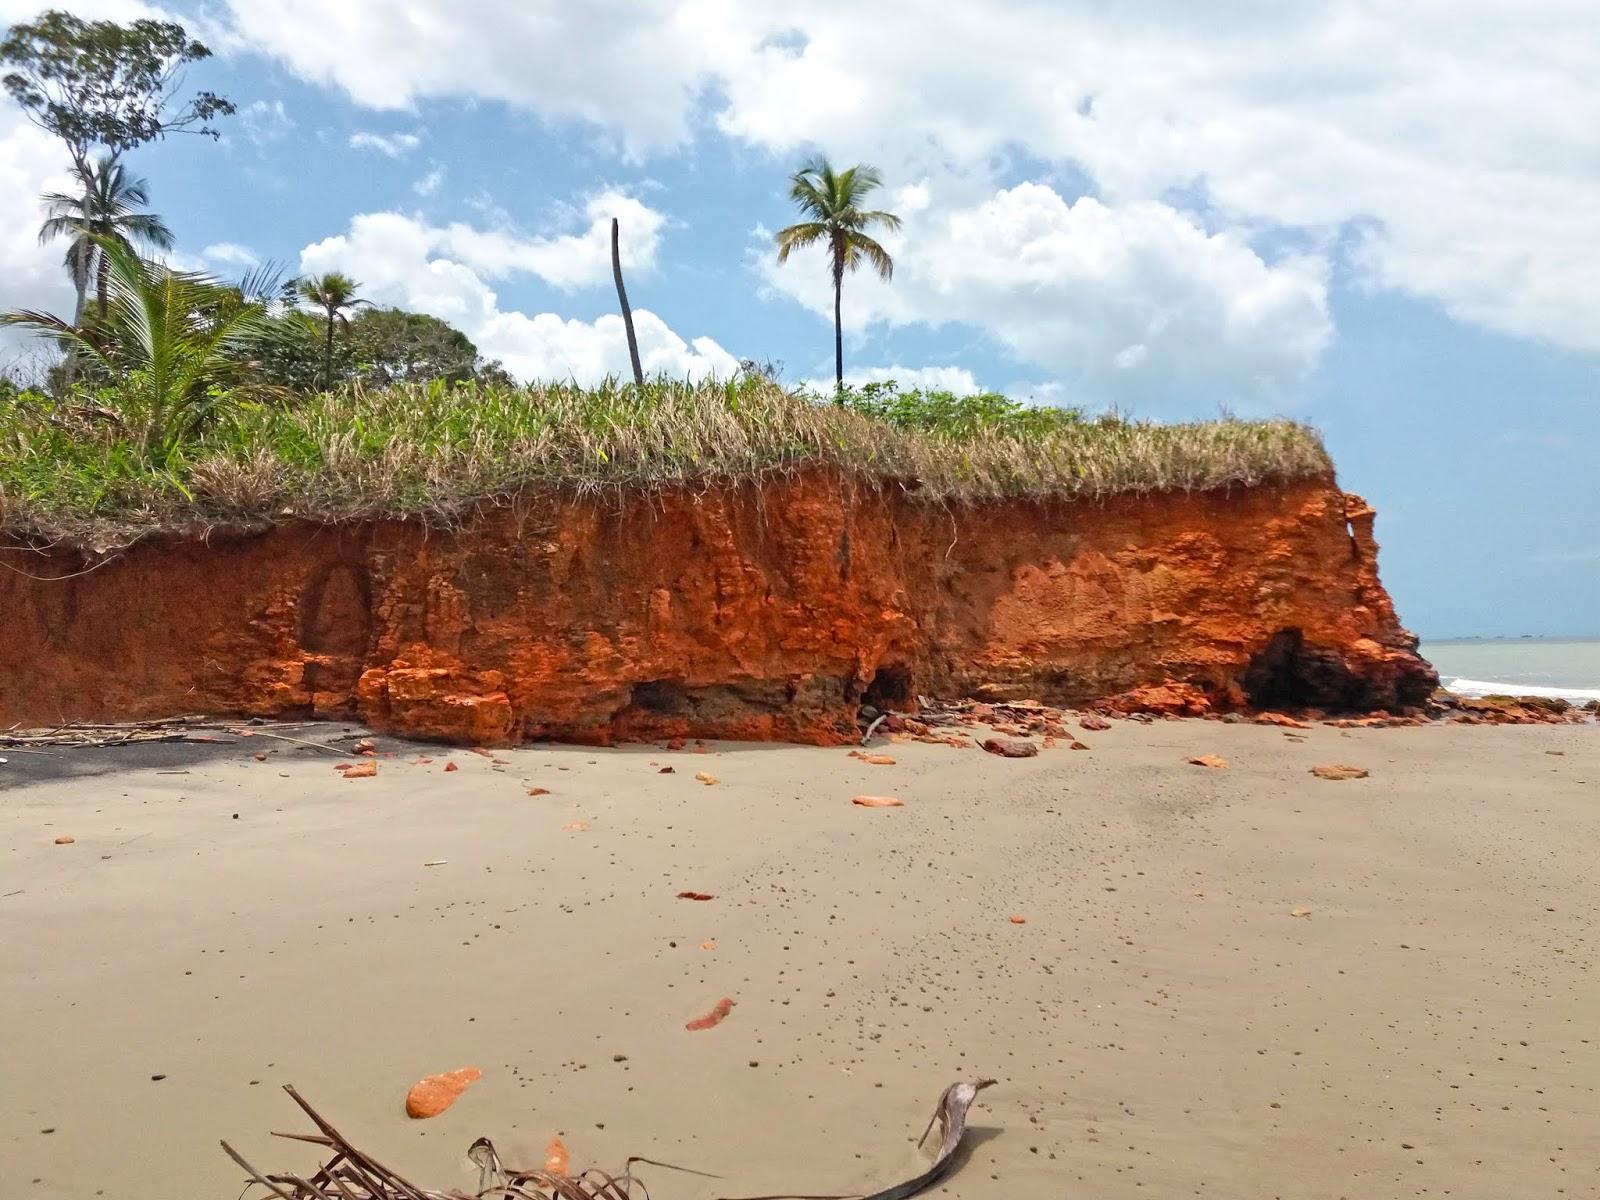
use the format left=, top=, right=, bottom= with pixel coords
left=0, top=472, right=1436, bottom=743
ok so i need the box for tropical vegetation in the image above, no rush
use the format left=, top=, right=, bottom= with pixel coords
left=0, top=7, right=1334, bottom=552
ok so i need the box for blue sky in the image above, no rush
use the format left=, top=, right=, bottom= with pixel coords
left=1, top=0, right=1596, bottom=638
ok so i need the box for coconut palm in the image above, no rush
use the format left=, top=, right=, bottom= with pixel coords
left=1, top=236, right=270, bottom=462
left=38, top=155, right=175, bottom=325
left=775, top=158, right=901, bottom=397
left=296, top=272, right=366, bottom=391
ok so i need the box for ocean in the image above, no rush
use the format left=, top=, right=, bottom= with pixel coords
left=1421, top=636, right=1600, bottom=703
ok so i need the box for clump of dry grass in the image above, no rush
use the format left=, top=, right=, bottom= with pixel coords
left=0, top=377, right=1331, bottom=550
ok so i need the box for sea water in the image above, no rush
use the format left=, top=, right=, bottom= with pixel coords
left=1421, top=636, right=1600, bottom=703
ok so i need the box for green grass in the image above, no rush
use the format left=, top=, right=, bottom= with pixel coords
left=0, top=377, right=1332, bottom=550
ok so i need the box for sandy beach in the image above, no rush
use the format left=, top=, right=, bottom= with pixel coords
left=3, top=718, right=1595, bottom=1199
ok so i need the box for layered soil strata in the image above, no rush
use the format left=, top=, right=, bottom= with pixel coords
left=0, top=472, right=1436, bottom=743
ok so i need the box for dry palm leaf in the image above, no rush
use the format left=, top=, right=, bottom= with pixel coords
left=223, top=1086, right=687, bottom=1200
left=224, top=1080, right=992, bottom=1200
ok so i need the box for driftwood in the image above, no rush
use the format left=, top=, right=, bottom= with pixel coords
left=0, top=716, right=336, bottom=751
left=224, top=1081, right=994, bottom=1200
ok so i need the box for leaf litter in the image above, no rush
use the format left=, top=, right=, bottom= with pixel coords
left=224, top=1079, right=995, bottom=1200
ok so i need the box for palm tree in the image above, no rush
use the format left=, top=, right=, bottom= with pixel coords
left=296, top=272, right=366, bottom=390
left=775, top=158, right=901, bottom=397
left=38, top=155, right=175, bottom=326
left=1, top=237, right=271, bottom=462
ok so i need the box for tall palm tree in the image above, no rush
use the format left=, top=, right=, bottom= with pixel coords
left=775, top=158, right=901, bottom=398
left=38, top=155, right=175, bottom=325
left=296, top=272, right=365, bottom=390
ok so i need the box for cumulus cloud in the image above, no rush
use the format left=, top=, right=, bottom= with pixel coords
left=348, top=130, right=421, bottom=158
left=762, top=183, right=1332, bottom=411
left=201, top=242, right=260, bottom=268
left=224, top=0, right=730, bottom=158
left=299, top=209, right=737, bottom=384
left=223, top=0, right=1600, bottom=356
left=0, top=114, right=77, bottom=358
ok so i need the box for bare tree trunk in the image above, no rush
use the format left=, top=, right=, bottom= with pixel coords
left=833, top=267, right=844, bottom=401
left=611, top=218, right=644, bottom=388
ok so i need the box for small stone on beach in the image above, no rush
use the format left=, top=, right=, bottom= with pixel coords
left=1311, top=764, right=1369, bottom=780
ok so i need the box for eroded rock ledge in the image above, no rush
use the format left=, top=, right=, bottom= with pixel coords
left=0, top=471, right=1437, bottom=743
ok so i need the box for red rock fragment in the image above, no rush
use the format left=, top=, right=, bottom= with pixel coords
left=405, top=1066, right=481, bottom=1118
left=981, top=737, right=1039, bottom=758
left=443, top=761, right=459, bottom=772
left=676, top=891, right=715, bottom=901
left=852, top=795, right=904, bottom=808
left=1009, top=915, right=1027, bottom=925
left=1188, top=755, right=1229, bottom=769
left=337, top=760, right=377, bottom=779
left=1079, top=713, right=1112, bottom=732
left=544, top=1137, right=570, bottom=1177
left=527, top=786, right=551, bottom=796
left=685, top=998, right=735, bottom=1031
left=659, top=766, right=675, bottom=774
left=1311, top=764, right=1369, bottom=780
left=1255, top=712, right=1311, bottom=729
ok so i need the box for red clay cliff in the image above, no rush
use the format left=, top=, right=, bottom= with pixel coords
left=0, top=472, right=1436, bottom=743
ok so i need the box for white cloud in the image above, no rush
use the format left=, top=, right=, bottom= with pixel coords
left=201, top=242, right=260, bottom=268
left=761, top=183, right=1332, bottom=411
left=224, top=1, right=1600, bottom=355
left=0, top=113, right=77, bottom=356
left=299, top=209, right=736, bottom=384
left=237, top=99, right=295, bottom=146
left=432, top=190, right=666, bottom=290
left=412, top=167, right=445, bottom=197
left=301, top=189, right=665, bottom=299
left=348, top=130, right=422, bottom=158
left=225, top=0, right=730, bottom=158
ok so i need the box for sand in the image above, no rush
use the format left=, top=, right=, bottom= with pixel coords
left=2, top=718, right=1596, bottom=1199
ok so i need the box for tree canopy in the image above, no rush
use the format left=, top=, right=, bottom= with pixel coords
left=1, top=9, right=233, bottom=173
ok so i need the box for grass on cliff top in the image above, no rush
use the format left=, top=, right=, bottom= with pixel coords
left=0, top=377, right=1331, bottom=549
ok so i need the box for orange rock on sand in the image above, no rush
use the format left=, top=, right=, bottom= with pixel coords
left=443, top=761, right=459, bottom=772
left=405, top=1066, right=482, bottom=1118
left=1256, top=712, right=1311, bottom=729
left=686, top=997, right=735, bottom=1031
left=1009, top=915, right=1027, bottom=924
left=337, top=760, right=378, bottom=779
left=527, top=786, right=551, bottom=796
left=852, top=795, right=904, bottom=808
left=1188, top=755, right=1229, bottom=769
left=1311, top=763, right=1370, bottom=780
left=544, top=1136, right=570, bottom=1176
left=54, top=835, right=74, bottom=845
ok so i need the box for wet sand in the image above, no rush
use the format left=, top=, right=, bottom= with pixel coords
left=2, top=718, right=1596, bottom=1199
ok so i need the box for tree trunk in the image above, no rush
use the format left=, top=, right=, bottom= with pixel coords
left=324, top=311, right=336, bottom=391
left=61, top=245, right=91, bottom=391
left=833, top=264, right=845, bottom=401
left=95, top=248, right=110, bottom=323
left=612, top=218, right=644, bottom=387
